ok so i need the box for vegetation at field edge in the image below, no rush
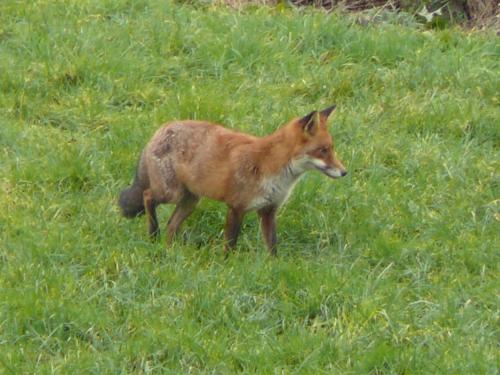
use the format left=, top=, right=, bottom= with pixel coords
left=0, top=0, right=498, bottom=373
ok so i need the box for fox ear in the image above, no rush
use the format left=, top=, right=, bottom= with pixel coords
left=320, top=105, right=336, bottom=120
left=299, top=110, right=320, bottom=135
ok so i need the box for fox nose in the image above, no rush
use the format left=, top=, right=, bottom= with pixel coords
left=341, top=170, right=348, bottom=177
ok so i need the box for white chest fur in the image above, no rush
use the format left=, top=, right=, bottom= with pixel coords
left=247, top=158, right=309, bottom=211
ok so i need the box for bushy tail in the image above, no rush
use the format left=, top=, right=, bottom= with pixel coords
left=119, top=184, right=145, bottom=217
left=119, top=157, right=147, bottom=218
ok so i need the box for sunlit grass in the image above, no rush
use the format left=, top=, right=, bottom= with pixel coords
left=1, top=0, right=498, bottom=373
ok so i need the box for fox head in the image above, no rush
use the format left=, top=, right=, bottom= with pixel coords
left=292, top=105, right=347, bottom=179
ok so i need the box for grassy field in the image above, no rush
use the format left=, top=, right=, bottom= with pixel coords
left=1, top=1, right=499, bottom=373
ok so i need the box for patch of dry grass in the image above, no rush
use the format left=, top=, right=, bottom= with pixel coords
left=465, top=0, right=499, bottom=30
left=209, top=0, right=499, bottom=30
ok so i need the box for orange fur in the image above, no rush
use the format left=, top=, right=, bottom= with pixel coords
left=119, top=106, right=347, bottom=255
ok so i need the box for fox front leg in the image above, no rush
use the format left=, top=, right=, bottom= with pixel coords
left=224, top=207, right=245, bottom=257
left=258, top=206, right=277, bottom=256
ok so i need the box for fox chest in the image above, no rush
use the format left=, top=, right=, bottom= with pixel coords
left=246, top=173, right=298, bottom=211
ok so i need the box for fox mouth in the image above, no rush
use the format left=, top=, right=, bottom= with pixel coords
left=318, top=166, right=347, bottom=179
left=304, top=158, right=347, bottom=178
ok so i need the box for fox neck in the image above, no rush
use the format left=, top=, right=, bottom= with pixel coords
left=256, top=123, right=305, bottom=176
left=246, top=124, right=308, bottom=211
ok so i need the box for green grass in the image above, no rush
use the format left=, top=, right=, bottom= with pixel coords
left=1, top=1, right=499, bottom=373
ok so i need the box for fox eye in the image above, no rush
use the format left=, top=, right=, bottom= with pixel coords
left=319, top=147, right=329, bottom=154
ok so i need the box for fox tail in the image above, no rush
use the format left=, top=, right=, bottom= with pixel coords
left=118, top=157, right=147, bottom=218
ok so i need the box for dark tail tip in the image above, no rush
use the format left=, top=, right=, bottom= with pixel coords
left=118, top=185, right=145, bottom=218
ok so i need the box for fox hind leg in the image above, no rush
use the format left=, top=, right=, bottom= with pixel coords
left=166, top=191, right=199, bottom=245
left=143, top=189, right=159, bottom=241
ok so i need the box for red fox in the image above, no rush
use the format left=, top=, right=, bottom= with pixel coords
left=119, top=105, right=347, bottom=256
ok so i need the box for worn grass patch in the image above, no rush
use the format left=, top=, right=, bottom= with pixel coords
left=1, top=1, right=498, bottom=373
